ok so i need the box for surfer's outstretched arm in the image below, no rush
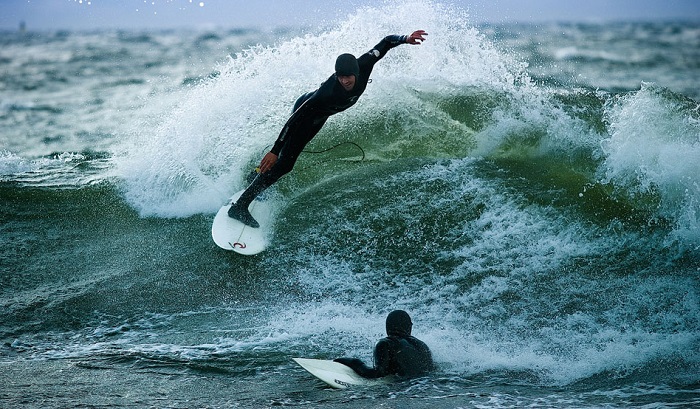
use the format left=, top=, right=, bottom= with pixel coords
left=360, top=30, right=428, bottom=64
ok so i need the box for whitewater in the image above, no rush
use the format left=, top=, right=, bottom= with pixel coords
left=1, top=1, right=699, bottom=408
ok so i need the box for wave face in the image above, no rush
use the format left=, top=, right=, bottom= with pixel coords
left=1, top=2, right=699, bottom=408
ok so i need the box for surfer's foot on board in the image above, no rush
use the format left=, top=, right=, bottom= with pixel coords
left=228, top=202, right=260, bottom=228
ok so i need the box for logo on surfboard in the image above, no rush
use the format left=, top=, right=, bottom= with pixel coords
left=230, top=242, right=247, bottom=249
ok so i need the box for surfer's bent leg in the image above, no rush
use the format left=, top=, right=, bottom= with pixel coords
left=256, top=115, right=328, bottom=184
left=228, top=116, right=326, bottom=227
left=228, top=173, right=272, bottom=228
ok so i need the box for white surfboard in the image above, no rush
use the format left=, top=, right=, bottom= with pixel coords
left=211, top=190, right=272, bottom=255
left=293, top=358, right=387, bottom=389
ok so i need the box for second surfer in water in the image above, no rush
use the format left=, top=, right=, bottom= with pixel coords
left=228, top=30, right=428, bottom=227
left=334, top=310, right=434, bottom=378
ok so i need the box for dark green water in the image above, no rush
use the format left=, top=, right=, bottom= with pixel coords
left=2, top=2, right=699, bottom=407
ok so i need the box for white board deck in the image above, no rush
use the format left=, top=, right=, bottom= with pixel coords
left=211, top=190, right=272, bottom=255
left=293, top=358, right=387, bottom=389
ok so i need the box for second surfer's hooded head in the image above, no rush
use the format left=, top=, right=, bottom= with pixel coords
left=386, top=310, right=413, bottom=337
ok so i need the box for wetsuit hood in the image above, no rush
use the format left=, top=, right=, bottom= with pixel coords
left=386, top=310, right=412, bottom=337
left=335, top=53, right=359, bottom=77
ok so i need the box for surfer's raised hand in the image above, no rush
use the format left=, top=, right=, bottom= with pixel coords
left=406, top=30, right=427, bottom=45
left=259, top=152, right=278, bottom=174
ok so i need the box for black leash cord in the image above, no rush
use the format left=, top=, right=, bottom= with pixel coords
left=303, top=141, right=365, bottom=161
left=258, top=141, right=366, bottom=161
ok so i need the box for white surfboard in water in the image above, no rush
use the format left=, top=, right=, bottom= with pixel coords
left=211, top=190, right=272, bottom=255
left=293, top=358, right=390, bottom=389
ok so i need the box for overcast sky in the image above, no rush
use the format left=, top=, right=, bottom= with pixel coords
left=1, top=0, right=699, bottom=31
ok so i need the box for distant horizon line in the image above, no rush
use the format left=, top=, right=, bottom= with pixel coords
left=3, top=17, right=700, bottom=33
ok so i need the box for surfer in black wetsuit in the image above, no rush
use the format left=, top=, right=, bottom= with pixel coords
left=334, top=310, right=434, bottom=379
left=229, top=30, right=428, bottom=227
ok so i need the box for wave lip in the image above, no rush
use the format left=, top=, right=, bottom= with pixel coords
left=112, top=0, right=530, bottom=218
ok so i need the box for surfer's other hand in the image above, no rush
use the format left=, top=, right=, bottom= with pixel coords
left=259, top=152, right=278, bottom=174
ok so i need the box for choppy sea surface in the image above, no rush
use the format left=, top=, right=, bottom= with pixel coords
left=2, top=2, right=699, bottom=408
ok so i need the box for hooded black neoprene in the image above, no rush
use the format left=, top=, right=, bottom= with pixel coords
left=385, top=310, right=413, bottom=337
left=335, top=53, right=359, bottom=77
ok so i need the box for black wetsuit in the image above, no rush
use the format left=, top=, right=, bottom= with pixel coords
left=334, top=310, right=434, bottom=379
left=230, top=35, right=410, bottom=227
left=263, top=34, right=408, bottom=184
left=336, top=335, right=434, bottom=378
